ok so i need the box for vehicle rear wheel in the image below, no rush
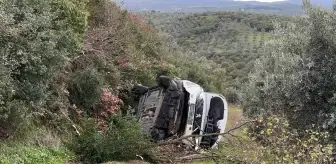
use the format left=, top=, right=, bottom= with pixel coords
left=157, top=76, right=172, bottom=88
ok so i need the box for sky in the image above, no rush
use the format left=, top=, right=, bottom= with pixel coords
left=234, top=0, right=287, bottom=2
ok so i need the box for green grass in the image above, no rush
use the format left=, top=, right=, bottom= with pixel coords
left=192, top=160, right=216, bottom=164
left=226, top=105, right=243, bottom=131
left=0, top=142, right=73, bottom=164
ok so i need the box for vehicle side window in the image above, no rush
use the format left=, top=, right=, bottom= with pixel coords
left=194, top=97, right=204, bottom=128
left=195, top=98, right=204, bottom=115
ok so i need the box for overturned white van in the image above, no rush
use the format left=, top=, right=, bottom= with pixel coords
left=132, top=76, right=228, bottom=149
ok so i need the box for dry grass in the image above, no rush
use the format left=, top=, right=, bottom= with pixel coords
left=225, top=104, right=243, bottom=132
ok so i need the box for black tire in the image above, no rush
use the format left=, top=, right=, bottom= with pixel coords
left=132, top=84, right=149, bottom=96
left=157, top=76, right=172, bottom=88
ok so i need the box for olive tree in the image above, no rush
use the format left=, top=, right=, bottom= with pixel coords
left=242, top=2, right=336, bottom=135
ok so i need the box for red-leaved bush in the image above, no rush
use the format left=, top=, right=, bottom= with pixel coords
left=100, top=88, right=122, bottom=118
left=71, top=88, right=123, bottom=131
left=96, top=88, right=123, bottom=131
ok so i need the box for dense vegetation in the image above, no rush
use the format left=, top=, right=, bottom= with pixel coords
left=0, top=0, right=229, bottom=163
left=141, top=11, right=290, bottom=99
left=239, top=1, right=336, bottom=163
left=143, top=1, right=336, bottom=163
left=243, top=0, right=336, bottom=135
left=1, top=0, right=336, bottom=163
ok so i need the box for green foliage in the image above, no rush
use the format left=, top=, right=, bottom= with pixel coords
left=0, top=100, right=29, bottom=138
left=68, top=116, right=153, bottom=163
left=214, top=116, right=334, bottom=164
left=142, top=11, right=291, bottom=90
left=68, top=68, right=104, bottom=111
left=0, top=142, right=72, bottom=164
left=1, top=0, right=304, bottom=163
left=248, top=116, right=333, bottom=163
left=0, top=0, right=88, bottom=137
left=2, top=0, right=87, bottom=102
left=79, top=0, right=166, bottom=90
left=224, top=87, right=241, bottom=104
left=242, top=3, right=336, bottom=136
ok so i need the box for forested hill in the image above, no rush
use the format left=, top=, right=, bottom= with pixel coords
left=141, top=11, right=291, bottom=90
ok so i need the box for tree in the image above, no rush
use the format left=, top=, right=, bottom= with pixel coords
left=0, top=0, right=88, bottom=136
left=242, top=2, right=336, bottom=136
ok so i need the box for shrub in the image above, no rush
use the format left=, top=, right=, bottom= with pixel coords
left=247, top=116, right=334, bottom=163
left=68, top=116, right=152, bottom=163
left=1, top=0, right=88, bottom=102
left=68, top=68, right=104, bottom=111
left=214, top=116, right=334, bottom=164
left=0, top=100, right=29, bottom=138
left=0, top=0, right=88, bottom=138
left=224, top=87, right=241, bottom=104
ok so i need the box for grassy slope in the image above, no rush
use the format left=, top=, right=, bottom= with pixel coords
left=0, top=142, right=73, bottom=164
left=226, top=105, right=243, bottom=132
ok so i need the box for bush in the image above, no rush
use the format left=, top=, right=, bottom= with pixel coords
left=0, top=100, right=29, bottom=137
left=214, top=116, right=334, bottom=164
left=68, top=116, right=152, bottom=163
left=247, top=116, right=334, bottom=163
left=224, top=87, right=241, bottom=104
left=68, top=68, right=104, bottom=111
left=1, top=0, right=88, bottom=102
left=0, top=0, right=88, bottom=138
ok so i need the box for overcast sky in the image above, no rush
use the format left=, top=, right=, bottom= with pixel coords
left=234, top=0, right=287, bottom=2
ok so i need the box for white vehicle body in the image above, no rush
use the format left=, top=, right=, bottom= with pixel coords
left=182, top=80, right=228, bottom=149
left=132, top=76, right=228, bottom=149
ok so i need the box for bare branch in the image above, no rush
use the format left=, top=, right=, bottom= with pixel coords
left=157, top=120, right=255, bottom=146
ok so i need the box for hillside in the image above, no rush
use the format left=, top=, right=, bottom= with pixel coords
left=141, top=11, right=291, bottom=91
left=1, top=0, right=336, bottom=163
left=0, top=0, right=227, bottom=163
